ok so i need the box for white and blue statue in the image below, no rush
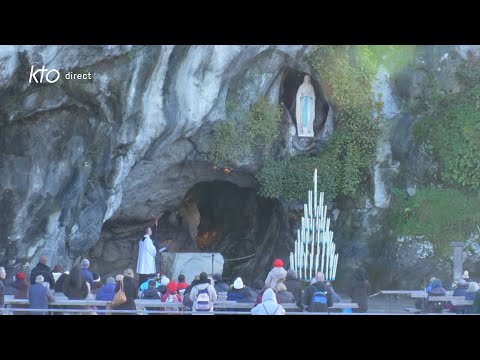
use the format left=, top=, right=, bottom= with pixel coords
left=295, top=74, right=316, bottom=137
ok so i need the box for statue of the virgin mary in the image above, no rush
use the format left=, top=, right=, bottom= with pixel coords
left=295, top=74, right=315, bottom=137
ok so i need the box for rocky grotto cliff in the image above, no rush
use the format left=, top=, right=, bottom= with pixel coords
left=1, top=45, right=480, bottom=290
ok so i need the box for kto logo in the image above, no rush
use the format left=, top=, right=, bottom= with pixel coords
left=29, top=65, right=60, bottom=83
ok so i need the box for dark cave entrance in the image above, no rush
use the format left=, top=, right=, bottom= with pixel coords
left=156, top=180, right=292, bottom=284
left=193, top=181, right=257, bottom=253
left=281, top=69, right=330, bottom=136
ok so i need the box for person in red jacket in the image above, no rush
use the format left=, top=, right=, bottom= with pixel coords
left=161, top=281, right=182, bottom=312
left=176, top=274, right=189, bottom=295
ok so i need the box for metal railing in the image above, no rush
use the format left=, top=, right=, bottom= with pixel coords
left=1, top=307, right=372, bottom=315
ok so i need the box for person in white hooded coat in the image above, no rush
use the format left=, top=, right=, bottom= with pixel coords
left=136, top=227, right=157, bottom=285
left=251, top=288, right=285, bottom=315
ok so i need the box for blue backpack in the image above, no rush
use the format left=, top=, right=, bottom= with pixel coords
left=311, top=290, right=328, bottom=312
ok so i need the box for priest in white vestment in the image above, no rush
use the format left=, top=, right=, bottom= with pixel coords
left=136, top=227, right=157, bottom=285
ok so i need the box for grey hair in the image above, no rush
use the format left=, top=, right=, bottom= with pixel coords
left=315, top=272, right=325, bottom=282
left=80, top=258, right=90, bottom=268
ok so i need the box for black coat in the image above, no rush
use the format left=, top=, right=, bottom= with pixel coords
left=30, top=263, right=55, bottom=289
left=64, top=278, right=89, bottom=300
left=350, top=279, right=370, bottom=312
left=284, top=278, right=303, bottom=304
left=0, top=279, right=4, bottom=307
left=54, top=273, right=68, bottom=293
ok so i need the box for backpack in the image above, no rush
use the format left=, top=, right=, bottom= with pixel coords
left=311, top=290, right=328, bottom=312
left=166, top=293, right=179, bottom=303
left=430, top=301, right=443, bottom=313
left=165, top=293, right=180, bottom=311
left=195, top=287, right=212, bottom=311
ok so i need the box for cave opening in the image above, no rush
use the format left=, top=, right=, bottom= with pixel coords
left=154, top=180, right=292, bottom=284
left=281, top=68, right=330, bottom=135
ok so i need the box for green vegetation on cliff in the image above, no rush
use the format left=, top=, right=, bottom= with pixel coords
left=413, top=60, right=480, bottom=191
left=391, top=188, right=480, bottom=255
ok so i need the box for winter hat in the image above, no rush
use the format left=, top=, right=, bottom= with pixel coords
left=462, top=271, right=469, bottom=279
left=16, top=272, right=26, bottom=281
left=80, top=258, right=90, bottom=268
left=273, top=259, right=283, bottom=268
left=167, top=281, right=178, bottom=293
left=233, top=277, right=244, bottom=289
left=123, top=269, right=134, bottom=278
left=115, top=274, right=124, bottom=282
left=160, top=276, right=170, bottom=286
left=106, top=277, right=115, bottom=285
left=35, top=275, right=44, bottom=283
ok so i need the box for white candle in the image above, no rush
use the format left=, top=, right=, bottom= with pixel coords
left=308, top=190, right=312, bottom=218
left=304, top=249, right=308, bottom=280
left=321, top=205, right=326, bottom=233
left=310, top=231, right=315, bottom=279
left=329, top=244, right=334, bottom=280
left=327, top=240, right=332, bottom=280
left=299, top=244, right=303, bottom=272
left=295, top=233, right=300, bottom=276
left=323, top=205, right=328, bottom=229
left=333, top=253, right=338, bottom=280
left=321, top=233, right=326, bottom=274
left=314, top=168, right=317, bottom=214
